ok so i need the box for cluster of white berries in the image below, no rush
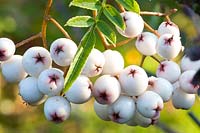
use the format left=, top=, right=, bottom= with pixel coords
left=0, top=11, right=199, bottom=127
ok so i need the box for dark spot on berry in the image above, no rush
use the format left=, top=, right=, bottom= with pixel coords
left=50, top=112, right=64, bottom=123
left=88, top=81, right=93, bottom=91
left=164, top=35, right=174, bottom=46
left=148, top=80, right=154, bottom=86
left=33, top=53, right=45, bottom=64
left=159, top=63, right=165, bottom=72
left=138, top=34, right=144, bottom=42
left=95, top=65, right=102, bottom=72
left=0, top=49, right=6, bottom=58
left=54, top=45, right=64, bottom=55
left=99, top=91, right=109, bottom=101
left=112, top=112, right=121, bottom=121
left=128, top=69, right=137, bottom=77
left=165, top=21, right=173, bottom=27
left=49, top=74, right=59, bottom=85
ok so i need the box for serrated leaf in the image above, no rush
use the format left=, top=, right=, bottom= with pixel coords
left=96, top=21, right=116, bottom=45
left=115, top=0, right=140, bottom=14
left=65, top=16, right=95, bottom=27
left=63, top=27, right=96, bottom=93
left=70, top=0, right=101, bottom=10
left=103, top=4, right=125, bottom=30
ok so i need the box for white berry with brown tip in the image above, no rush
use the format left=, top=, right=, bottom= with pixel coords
left=179, top=70, right=199, bottom=94
left=44, top=96, right=71, bottom=123
left=82, top=48, right=105, bottom=77
left=135, top=32, right=158, bottom=55
left=1, top=55, right=27, bottom=82
left=156, top=60, right=181, bottom=83
left=94, top=100, right=110, bottom=121
left=136, top=91, right=163, bottom=118
left=93, top=75, right=121, bottom=105
left=158, top=21, right=180, bottom=37
left=148, top=76, right=173, bottom=102
left=172, top=88, right=195, bottom=110
left=180, top=55, right=200, bottom=72
left=65, top=75, right=92, bottom=104
left=50, top=38, right=77, bottom=66
left=102, top=49, right=124, bottom=76
left=22, top=47, right=52, bottom=77
left=0, top=38, right=15, bottom=61
left=37, top=68, right=64, bottom=96
left=119, top=65, right=148, bottom=96
left=156, top=34, right=182, bottom=59
left=116, top=11, right=144, bottom=38
left=19, top=77, right=46, bottom=106
left=108, top=95, right=135, bottom=124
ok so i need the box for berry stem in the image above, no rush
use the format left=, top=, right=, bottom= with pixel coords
left=48, top=16, right=72, bottom=39
left=140, top=55, right=146, bottom=67
left=41, top=0, right=53, bottom=49
left=150, top=55, right=161, bottom=64
left=16, top=32, right=42, bottom=48
left=107, top=38, right=133, bottom=49
left=144, top=22, right=160, bottom=37
left=117, top=3, right=125, bottom=12
left=140, top=8, right=177, bottom=17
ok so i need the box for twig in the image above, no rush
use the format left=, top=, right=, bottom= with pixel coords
left=150, top=55, right=161, bottom=64
left=140, top=55, right=146, bottom=67
left=97, top=29, right=109, bottom=50
left=144, top=22, right=160, bottom=37
left=155, top=122, right=177, bottom=133
left=16, top=32, right=42, bottom=48
left=140, top=8, right=177, bottom=17
left=107, top=38, right=133, bottom=49
left=48, top=16, right=71, bottom=39
left=117, top=3, right=125, bottom=12
left=41, top=0, right=53, bottom=49
left=188, top=111, right=200, bottom=126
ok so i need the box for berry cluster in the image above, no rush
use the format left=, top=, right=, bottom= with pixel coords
left=0, top=10, right=199, bottom=128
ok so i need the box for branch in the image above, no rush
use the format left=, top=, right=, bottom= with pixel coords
left=107, top=38, right=133, bottom=49
left=150, top=55, right=161, bottom=64
left=16, top=32, right=42, bottom=48
left=41, top=0, right=53, bottom=49
left=48, top=16, right=71, bottom=39
left=144, top=22, right=160, bottom=37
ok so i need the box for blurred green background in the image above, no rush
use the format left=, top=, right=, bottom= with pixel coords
left=0, top=0, right=200, bottom=132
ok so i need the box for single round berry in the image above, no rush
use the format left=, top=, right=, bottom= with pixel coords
left=1, top=55, right=27, bottom=82
left=148, top=76, right=173, bottom=102
left=135, top=32, right=158, bottom=55
left=93, top=75, right=121, bottom=104
left=179, top=70, right=199, bottom=94
left=172, top=88, right=195, bottom=110
left=102, top=50, right=124, bottom=76
left=136, top=91, right=163, bottom=118
left=0, top=38, right=15, bottom=61
left=180, top=55, right=200, bottom=72
left=94, top=100, right=110, bottom=121
left=116, top=11, right=144, bottom=38
left=82, top=48, right=105, bottom=77
left=37, top=68, right=64, bottom=96
left=22, top=47, right=52, bottom=77
left=44, top=96, right=71, bottom=123
left=19, top=77, right=46, bottom=106
left=156, top=34, right=182, bottom=59
left=119, top=65, right=148, bottom=96
left=108, top=95, right=135, bottom=124
left=50, top=38, right=77, bottom=66
left=156, top=61, right=181, bottom=83
left=157, top=21, right=180, bottom=37
left=65, top=75, right=92, bottom=104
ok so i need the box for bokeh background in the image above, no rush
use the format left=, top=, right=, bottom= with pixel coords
left=0, top=0, right=200, bottom=132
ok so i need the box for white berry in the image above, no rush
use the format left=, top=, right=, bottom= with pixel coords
left=180, top=55, right=200, bottom=72
left=19, top=77, right=46, bottom=106
left=44, top=96, right=71, bottom=123
left=93, top=75, right=121, bottom=104
left=108, top=95, right=135, bottom=123
left=157, top=21, right=180, bottom=37
left=0, top=38, right=15, bottom=61
left=136, top=91, right=163, bottom=118
left=22, top=46, right=52, bottom=77
left=1, top=55, right=27, bottom=82
left=156, top=60, right=181, bottom=83
left=116, top=11, right=144, bottom=38
left=65, top=75, right=92, bottom=104
left=119, top=65, right=148, bottom=96
left=135, top=32, right=158, bottom=55
left=82, top=48, right=105, bottom=77
left=94, top=100, right=110, bottom=121
left=102, top=49, right=124, bottom=76
left=156, top=34, right=182, bottom=59
left=50, top=38, right=77, bottom=66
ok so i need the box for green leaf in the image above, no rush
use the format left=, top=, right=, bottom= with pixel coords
left=96, top=20, right=116, bottom=45
left=65, top=16, right=95, bottom=27
left=103, top=4, right=125, bottom=30
left=63, top=26, right=96, bottom=93
left=70, top=0, right=101, bottom=10
left=115, top=0, right=140, bottom=14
